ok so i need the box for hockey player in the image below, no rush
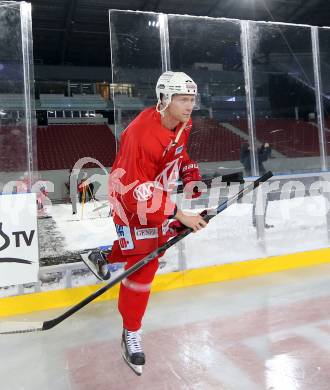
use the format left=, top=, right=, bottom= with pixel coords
left=82, top=71, right=207, bottom=375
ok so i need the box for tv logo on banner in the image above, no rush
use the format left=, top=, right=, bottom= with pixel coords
left=0, top=222, right=35, bottom=265
left=0, top=193, right=39, bottom=287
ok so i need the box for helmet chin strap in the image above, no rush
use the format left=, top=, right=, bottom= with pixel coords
left=156, top=99, right=169, bottom=116
left=173, top=121, right=187, bottom=145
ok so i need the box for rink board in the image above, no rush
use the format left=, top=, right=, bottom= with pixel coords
left=1, top=246, right=330, bottom=318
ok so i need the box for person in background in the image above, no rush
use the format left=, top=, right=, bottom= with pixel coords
left=258, top=142, right=271, bottom=175
left=78, top=174, right=94, bottom=203
left=77, top=176, right=87, bottom=203
left=240, top=142, right=271, bottom=176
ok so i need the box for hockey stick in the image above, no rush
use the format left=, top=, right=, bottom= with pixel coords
left=0, top=171, right=273, bottom=335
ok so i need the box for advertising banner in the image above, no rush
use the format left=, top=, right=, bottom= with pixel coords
left=0, top=193, right=39, bottom=287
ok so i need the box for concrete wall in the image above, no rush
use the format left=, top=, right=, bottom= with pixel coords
left=0, top=168, right=109, bottom=202
left=38, top=155, right=329, bottom=201
left=38, top=168, right=110, bottom=201
left=0, top=155, right=327, bottom=202
left=200, top=156, right=324, bottom=177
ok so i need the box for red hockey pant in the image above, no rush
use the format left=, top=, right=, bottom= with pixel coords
left=118, top=254, right=159, bottom=331
left=108, top=224, right=168, bottom=331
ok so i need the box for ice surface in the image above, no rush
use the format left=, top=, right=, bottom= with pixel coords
left=1, top=264, right=330, bottom=389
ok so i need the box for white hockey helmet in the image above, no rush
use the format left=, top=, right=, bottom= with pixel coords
left=156, top=71, right=197, bottom=113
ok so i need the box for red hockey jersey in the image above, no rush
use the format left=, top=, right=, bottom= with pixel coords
left=109, top=106, right=193, bottom=227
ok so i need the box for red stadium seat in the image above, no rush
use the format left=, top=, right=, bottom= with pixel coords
left=232, top=119, right=320, bottom=157
left=188, top=117, right=243, bottom=162
left=37, top=124, right=116, bottom=170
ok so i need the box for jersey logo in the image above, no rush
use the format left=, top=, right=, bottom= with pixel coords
left=155, top=158, right=181, bottom=191
left=132, top=158, right=182, bottom=203
left=182, top=162, right=198, bottom=172
left=115, top=225, right=134, bottom=250
left=175, top=145, right=184, bottom=155
left=133, top=182, right=163, bottom=201
left=133, top=182, right=154, bottom=201
left=134, top=227, right=158, bottom=240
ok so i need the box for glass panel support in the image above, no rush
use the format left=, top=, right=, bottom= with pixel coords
left=159, top=13, right=171, bottom=72
left=20, top=1, right=35, bottom=189
left=312, top=26, right=327, bottom=171
left=241, top=21, right=258, bottom=177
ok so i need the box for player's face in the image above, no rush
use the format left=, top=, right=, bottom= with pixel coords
left=167, top=94, right=196, bottom=122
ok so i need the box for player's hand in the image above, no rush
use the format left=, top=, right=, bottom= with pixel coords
left=175, top=210, right=207, bottom=232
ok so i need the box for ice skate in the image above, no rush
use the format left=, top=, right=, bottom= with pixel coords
left=121, top=328, right=145, bottom=376
left=80, top=248, right=111, bottom=281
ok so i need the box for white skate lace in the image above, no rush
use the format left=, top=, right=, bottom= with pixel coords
left=126, top=329, right=143, bottom=354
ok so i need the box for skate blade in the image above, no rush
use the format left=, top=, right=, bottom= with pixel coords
left=122, top=353, right=143, bottom=376
left=80, top=251, right=103, bottom=281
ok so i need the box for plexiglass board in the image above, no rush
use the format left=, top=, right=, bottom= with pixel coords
left=168, top=15, right=248, bottom=179
left=0, top=1, right=36, bottom=192
left=109, top=10, right=162, bottom=146
left=249, top=22, right=320, bottom=175
left=109, top=10, right=330, bottom=270
left=318, top=27, right=330, bottom=169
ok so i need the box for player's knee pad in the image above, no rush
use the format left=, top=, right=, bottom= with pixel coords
left=125, top=255, right=159, bottom=285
